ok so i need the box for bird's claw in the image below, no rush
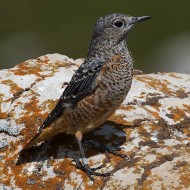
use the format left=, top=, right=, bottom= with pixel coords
left=75, top=161, right=110, bottom=181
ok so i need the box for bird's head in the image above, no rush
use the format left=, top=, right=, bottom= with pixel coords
left=92, top=13, right=151, bottom=44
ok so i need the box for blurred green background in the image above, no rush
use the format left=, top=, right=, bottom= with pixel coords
left=0, top=0, right=190, bottom=73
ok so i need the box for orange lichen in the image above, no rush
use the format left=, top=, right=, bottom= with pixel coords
left=180, top=173, right=190, bottom=188
left=168, top=107, right=185, bottom=122
left=153, top=105, right=160, bottom=111
left=55, top=60, right=74, bottom=68
left=109, top=114, right=132, bottom=126
left=9, top=62, right=43, bottom=76
left=183, top=128, right=190, bottom=135
left=53, top=160, right=71, bottom=177
left=183, top=104, right=190, bottom=108
left=140, top=174, right=162, bottom=190
left=0, top=94, right=7, bottom=118
left=16, top=96, right=48, bottom=146
left=42, top=99, right=57, bottom=111
left=2, top=153, right=23, bottom=187
left=120, top=105, right=136, bottom=111
left=19, top=113, right=46, bottom=139
left=148, top=122, right=161, bottom=132
left=1, top=79, right=23, bottom=94
left=43, top=176, right=63, bottom=189
left=0, top=93, right=4, bottom=103
left=136, top=75, right=173, bottom=95
left=0, top=112, right=7, bottom=119
left=23, top=97, right=40, bottom=114
left=36, top=56, right=50, bottom=64
left=169, top=73, right=182, bottom=79
left=143, top=107, right=160, bottom=119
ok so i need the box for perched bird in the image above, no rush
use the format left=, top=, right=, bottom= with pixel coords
left=20, top=13, right=151, bottom=180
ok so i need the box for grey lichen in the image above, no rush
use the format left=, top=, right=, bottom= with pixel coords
left=0, top=138, right=8, bottom=149
left=0, top=119, right=19, bottom=136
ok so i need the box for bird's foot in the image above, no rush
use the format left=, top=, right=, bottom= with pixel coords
left=89, top=132, right=131, bottom=160
left=75, top=161, right=110, bottom=181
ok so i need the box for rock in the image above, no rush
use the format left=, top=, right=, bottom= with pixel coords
left=1, top=53, right=190, bottom=189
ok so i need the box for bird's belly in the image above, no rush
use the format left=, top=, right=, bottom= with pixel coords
left=63, top=81, right=131, bottom=134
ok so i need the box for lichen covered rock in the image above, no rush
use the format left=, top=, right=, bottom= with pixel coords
left=1, top=54, right=190, bottom=189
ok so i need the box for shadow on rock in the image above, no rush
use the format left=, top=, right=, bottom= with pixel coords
left=17, top=121, right=131, bottom=166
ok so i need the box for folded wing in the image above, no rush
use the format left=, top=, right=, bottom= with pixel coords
left=39, top=59, right=104, bottom=131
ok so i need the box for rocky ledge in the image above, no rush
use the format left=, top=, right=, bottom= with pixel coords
left=1, top=54, right=190, bottom=190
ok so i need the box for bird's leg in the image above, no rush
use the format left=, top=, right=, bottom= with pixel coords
left=75, top=131, right=110, bottom=181
left=90, top=131, right=131, bottom=160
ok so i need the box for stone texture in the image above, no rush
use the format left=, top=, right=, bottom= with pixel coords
left=0, top=54, right=190, bottom=189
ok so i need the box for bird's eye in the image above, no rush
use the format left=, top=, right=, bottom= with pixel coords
left=113, top=20, right=124, bottom=28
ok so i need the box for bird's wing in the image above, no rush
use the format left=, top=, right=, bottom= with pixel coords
left=39, top=59, right=104, bottom=131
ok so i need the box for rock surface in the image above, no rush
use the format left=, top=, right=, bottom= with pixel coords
left=1, top=54, right=190, bottom=190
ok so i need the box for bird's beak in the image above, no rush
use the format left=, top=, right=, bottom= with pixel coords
left=129, top=16, right=152, bottom=25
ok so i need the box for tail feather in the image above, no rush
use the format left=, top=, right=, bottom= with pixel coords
left=19, top=117, right=67, bottom=155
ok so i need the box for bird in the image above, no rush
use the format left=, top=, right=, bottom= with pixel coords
left=19, top=13, right=151, bottom=180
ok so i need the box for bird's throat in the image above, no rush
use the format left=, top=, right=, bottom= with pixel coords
left=86, top=37, right=127, bottom=61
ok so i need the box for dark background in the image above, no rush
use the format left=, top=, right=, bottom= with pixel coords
left=0, top=1, right=190, bottom=73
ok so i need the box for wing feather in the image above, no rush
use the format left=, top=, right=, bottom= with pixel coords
left=39, top=59, right=104, bottom=131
